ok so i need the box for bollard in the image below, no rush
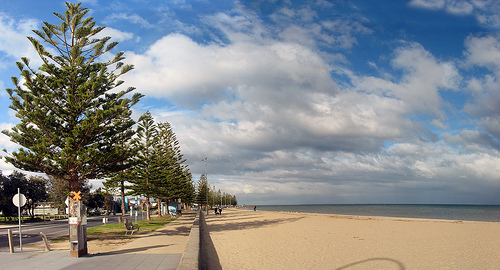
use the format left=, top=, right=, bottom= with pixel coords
left=38, top=232, right=51, bottom=251
left=8, top=229, right=14, bottom=253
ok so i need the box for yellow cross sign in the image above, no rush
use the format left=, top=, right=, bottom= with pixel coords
left=72, top=191, right=81, bottom=202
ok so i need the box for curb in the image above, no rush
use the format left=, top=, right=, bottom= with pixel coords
left=177, top=211, right=200, bottom=270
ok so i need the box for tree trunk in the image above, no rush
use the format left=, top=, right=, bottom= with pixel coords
left=69, top=179, right=79, bottom=193
left=120, top=180, right=126, bottom=216
left=158, top=198, right=162, bottom=217
left=146, top=196, right=151, bottom=220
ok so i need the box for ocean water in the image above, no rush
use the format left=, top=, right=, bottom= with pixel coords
left=256, top=204, right=500, bottom=222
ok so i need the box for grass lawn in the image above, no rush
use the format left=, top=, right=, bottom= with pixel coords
left=51, top=215, right=176, bottom=242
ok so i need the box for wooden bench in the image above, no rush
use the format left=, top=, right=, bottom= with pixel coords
left=124, top=221, right=140, bottom=235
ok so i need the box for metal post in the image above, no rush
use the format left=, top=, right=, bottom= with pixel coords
left=18, top=188, right=22, bottom=251
left=8, top=229, right=14, bottom=253
left=38, top=232, right=50, bottom=251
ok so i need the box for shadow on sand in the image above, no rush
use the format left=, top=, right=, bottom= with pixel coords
left=205, top=212, right=303, bottom=233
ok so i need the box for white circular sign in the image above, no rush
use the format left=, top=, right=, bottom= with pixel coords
left=12, top=194, right=27, bottom=207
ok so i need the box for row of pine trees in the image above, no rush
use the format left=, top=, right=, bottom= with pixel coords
left=1, top=2, right=236, bottom=220
left=105, top=111, right=195, bottom=220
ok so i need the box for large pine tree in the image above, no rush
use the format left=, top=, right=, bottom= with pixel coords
left=152, top=121, right=191, bottom=201
left=196, top=174, right=209, bottom=208
left=128, top=113, right=194, bottom=217
left=127, top=111, right=157, bottom=220
left=2, top=3, right=142, bottom=192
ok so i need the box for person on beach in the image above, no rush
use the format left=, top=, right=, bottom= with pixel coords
left=254, top=206, right=257, bottom=211
left=214, top=207, right=218, bottom=215
left=219, top=207, right=222, bottom=215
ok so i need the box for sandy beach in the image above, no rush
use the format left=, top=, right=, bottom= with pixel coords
left=205, top=208, right=500, bottom=269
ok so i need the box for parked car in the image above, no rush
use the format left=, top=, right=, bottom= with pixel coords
left=88, top=209, right=102, bottom=216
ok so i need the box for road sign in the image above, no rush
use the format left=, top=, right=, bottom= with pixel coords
left=12, top=193, right=26, bottom=207
left=72, top=191, right=81, bottom=201
left=13, top=188, right=25, bottom=251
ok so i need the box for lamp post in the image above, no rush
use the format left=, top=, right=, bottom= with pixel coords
left=202, top=158, right=208, bottom=215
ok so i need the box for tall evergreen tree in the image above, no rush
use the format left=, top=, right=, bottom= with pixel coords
left=128, top=111, right=157, bottom=220
left=2, top=3, right=142, bottom=192
left=103, top=112, right=139, bottom=216
left=180, top=168, right=196, bottom=204
left=151, top=122, right=191, bottom=202
left=196, top=174, right=208, bottom=208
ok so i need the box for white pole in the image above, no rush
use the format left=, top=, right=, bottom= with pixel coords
left=18, top=188, right=22, bottom=251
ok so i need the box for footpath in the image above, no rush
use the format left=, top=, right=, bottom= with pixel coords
left=0, top=211, right=200, bottom=270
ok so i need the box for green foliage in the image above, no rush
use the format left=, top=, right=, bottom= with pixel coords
left=0, top=171, right=50, bottom=218
left=2, top=2, right=143, bottom=192
left=128, top=112, right=195, bottom=207
left=87, top=187, right=107, bottom=210
left=103, top=112, right=140, bottom=215
left=47, top=175, right=91, bottom=212
left=47, top=176, right=69, bottom=212
left=127, top=111, right=157, bottom=200
left=151, top=121, right=189, bottom=201
left=196, top=174, right=208, bottom=206
left=0, top=172, right=19, bottom=217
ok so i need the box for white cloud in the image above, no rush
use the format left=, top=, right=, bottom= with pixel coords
left=0, top=158, right=16, bottom=176
left=271, top=7, right=318, bottom=22
left=442, top=130, right=500, bottom=152
left=446, top=0, right=474, bottom=14
left=120, top=6, right=496, bottom=204
left=462, top=35, right=500, bottom=140
left=125, top=33, right=439, bottom=156
left=105, top=13, right=153, bottom=28
left=464, top=35, right=500, bottom=74
left=0, top=123, right=17, bottom=150
left=0, top=122, right=19, bottom=174
left=124, top=33, right=336, bottom=104
left=196, top=139, right=500, bottom=204
left=410, top=0, right=446, bottom=9
left=409, top=0, right=500, bottom=28
left=353, top=43, right=460, bottom=118
left=0, top=13, right=41, bottom=66
left=96, top=27, right=134, bottom=42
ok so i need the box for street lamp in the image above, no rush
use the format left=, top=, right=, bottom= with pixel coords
left=202, top=158, right=208, bottom=215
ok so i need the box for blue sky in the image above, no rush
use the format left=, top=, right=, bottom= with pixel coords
left=1, top=0, right=500, bottom=205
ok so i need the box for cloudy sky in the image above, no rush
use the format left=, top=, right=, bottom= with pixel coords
left=1, top=0, right=500, bottom=205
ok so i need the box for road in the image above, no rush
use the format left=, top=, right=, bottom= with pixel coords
left=0, top=213, right=146, bottom=252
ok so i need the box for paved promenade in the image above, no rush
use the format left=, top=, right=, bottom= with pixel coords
left=0, top=212, right=198, bottom=270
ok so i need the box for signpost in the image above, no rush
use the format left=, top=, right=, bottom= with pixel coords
left=69, top=191, right=87, bottom=257
left=12, top=188, right=26, bottom=251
